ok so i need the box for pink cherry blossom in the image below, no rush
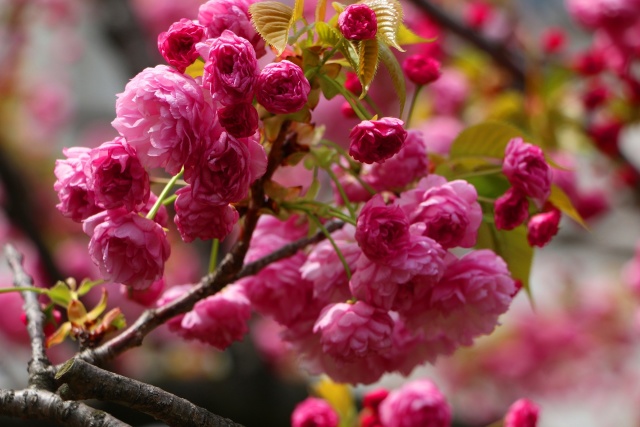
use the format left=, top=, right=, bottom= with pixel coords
left=256, top=60, right=310, bottom=114
left=338, top=4, right=378, bottom=40
left=504, top=398, right=540, bottom=427
left=398, top=175, right=482, bottom=249
left=54, top=147, right=100, bottom=222
left=349, top=118, right=407, bottom=164
left=366, top=130, right=429, bottom=192
left=378, top=379, right=451, bottom=427
left=112, top=65, right=215, bottom=175
left=527, top=209, right=561, bottom=248
left=157, top=18, right=206, bottom=73
left=198, top=0, right=266, bottom=58
left=313, top=301, right=394, bottom=362
left=355, top=195, right=410, bottom=264
left=201, top=30, right=258, bottom=106
left=494, top=187, right=529, bottom=230
left=291, top=398, right=339, bottom=427
left=184, top=132, right=267, bottom=206
left=178, top=284, right=252, bottom=350
left=503, top=138, right=552, bottom=205
left=418, top=116, right=464, bottom=156
left=84, top=208, right=171, bottom=290
left=157, top=284, right=192, bottom=330
left=85, top=137, right=150, bottom=212
left=218, top=103, right=259, bottom=138
left=427, top=69, right=469, bottom=115
left=121, top=278, right=165, bottom=307
left=173, top=186, right=239, bottom=243
left=403, top=54, right=442, bottom=86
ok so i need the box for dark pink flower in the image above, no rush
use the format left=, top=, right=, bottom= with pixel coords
left=378, top=379, right=451, bottom=427
left=84, top=209, right=170, bottom=290
left=527, top=209, right=561, bottom=247
left=504, top=398, right=540, bottom=427
left=398, top=175, right=482, bottom=249
left=112, top=65, right=215, bottom=175
left=157, top=18, right=206, bottom=73
left=202, top=30, right=258, bottom=106
left=494, top=187, right=529, bottom=230
left=198, top=0, right=266, bottom=58
left=356, top=195, right=410, bottom=264
left=218, top=103, right=259, bottom=138
left=173, top=186, right=239, bottom=242
left=366, top=130, right=429, bottom=191
left=338, top=4, right=378, bottom=40
left=344, top=72, right=362, bottom=95
left=54, top=147, right=100, bottom=222
left=178, top=284, right=252, bottom=350
left=256, top=60, right=310, bottom=115
left=313, top=301, right=394, bottom=362
left=85, top=137, right=150, bottom=212
left=503, top=137, right=552, bottom=206
left=349, top=117, right=407, bottom=164
left=121, top=278, right=165, bottom=307
left=403, top=54, right=442, bottom=86
left=185, top=132, right=267, bottom=205
left=291, top=398, right=339, bottom=427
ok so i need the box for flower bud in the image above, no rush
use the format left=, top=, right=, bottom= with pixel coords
left=527, top=209, right=561, bottom=248
left=291, top=397, right=339, bottom=427
left=504, top=398, right=540, bottom=427
left=256, top=60, right=310, bottom=114
left=338, top=4, right=378, bottom=41
left=157, top=19, right=206, bottom=73
left=494, top=187, right=529, bottom=230
left=349, top=117, right=407, bottom=164
left=403, top=54, right=441, bottom=86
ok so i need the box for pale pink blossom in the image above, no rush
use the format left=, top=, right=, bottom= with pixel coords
left=398, top=175, right=482, bottom=249
left=85, top=137, right=149, bottom=212
left=378, top=379, right=451, bottom=427
left=291, top=398, right=339, bottom=427
left=366, top=130, right=429, bottom=192
left=84, top=208, right=170, bottom=290
left=527, top=209, right=561, bottom=248
left=184, top=132, right=267, bottom=205
left=338, top=4, right=377, bottom=40
left=504, top=398, right=539, bottom=427
left=313, top=301, right=394, bottom=362
left=503, top=138, right=552, bottom=205
left=418, top=116, right=463, bottom=156
left=112, top=65, right=215, bottom=175
left=157, top=18, right=206, bottom=73
left=201, top=30, right=258, bottom=106
left=355, top=195, right=410, bottom=264
left=300, top=225, right=360, bottom=303
left=173, top=186, right=239, bottom=242
left=54, top=147, right=100, bottom=222
left=349, top=118, right=407, bottom=164
left=407, top=249, right=516, bottom=345
left=256, top=60, right=310, bottom=114
left=178, top=284, right=252, bottom=350
left=218, top=103, right=259, bottom=138
left=428, top=69, right=469, bottom=115
left=494, top=187, right=529, bottom=230
left=198, top=0, right=266, bottom=58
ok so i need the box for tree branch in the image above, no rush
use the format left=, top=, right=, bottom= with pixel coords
left=0, top=388, right=129, bottom=427
left=56, top=359, right=243, bottom=427
left=5, top=244, right=56, bottom=390
left=407, top=0, right=526, bottom=87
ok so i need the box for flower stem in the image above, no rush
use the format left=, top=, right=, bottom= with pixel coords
left=208, top=239, right=220, bottom=274
left=146, top=169, right=184, bottom=221
left=325, top=167, right=356, bottom=219
left=406, top=84, right=424, bottom=127
left=304, top=211, right=352, bottom=281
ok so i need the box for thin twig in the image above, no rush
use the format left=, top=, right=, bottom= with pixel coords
left=56, top=359, right=243, bottom=427
left=5, top=244, right=55, bottom=390
left=0, top=388, right=130, bottom=427
left=407, top=0, right=525, bottom=87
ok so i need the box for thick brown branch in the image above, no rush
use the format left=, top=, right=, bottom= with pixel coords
left=0, top=388, right=129, bottom=427
left=5, top=244, right=55, bottom=390
left=56, top=359, right=243, bottom=427
left=407, top=0, right=525, bottom=87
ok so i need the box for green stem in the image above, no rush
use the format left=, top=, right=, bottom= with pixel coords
left=455, top=167, right=503, bottom=180
left=208, top=239, right=220, bottom=274
left=406, top=84, right=425, bottom=127
left=304, top=211, right=352, bottom=281
left=0, top=286, right=48, bottom=295
left=146, top=170, right=184, bottom=221
left=364, top=94, right=383, bottom=117
left=325, top=167, right=356, bottom=219
left=477, top=195, right=496, bottom=204
left=161, top=195, right=178, bottom=206
left=318, top=74, right=371, bottom=120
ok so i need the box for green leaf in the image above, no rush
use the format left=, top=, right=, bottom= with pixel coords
left=449, top=121, right=528, bottom=160
left=48, top=281, right=72, bottom=307
left=476, top=222, right=534, bottom=296
left=316, top=21, right=342, bottom=47
left=249, top=1, right=294, bottom=56
left=292, top=0, right=305, bottom=21
left=377, top=42, right=405, bottom=116
left=86, top=288, right=108, bottom=322
left=365, top=0, right=403, bottom=51
left=77, top=278, right=105, bottom=297
left=46, top=322, right=71, bottom=348
left=67, top=299, right=88, bottom=326
left=357, top=38, right=379, bottom=97
left=549, top=184, right=587, bottom=229
left=319, top=74, right=343, bottom=100
left=332, top=2, right=346, bottom=14
left=316, top=0, right=327, bottom=22
left=397, top=23, right=434, bottom=45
